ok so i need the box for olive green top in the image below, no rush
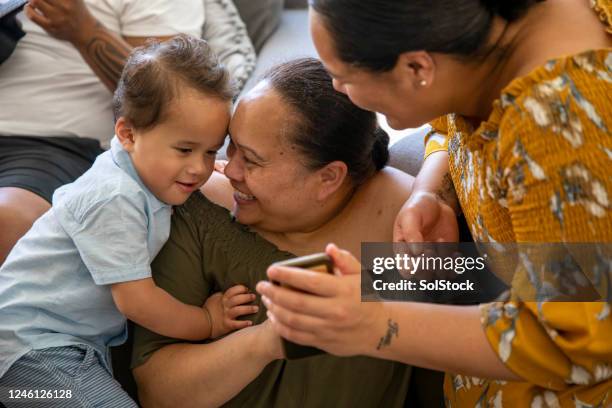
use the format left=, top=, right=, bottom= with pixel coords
left=131, top=193, right=411, bottom=408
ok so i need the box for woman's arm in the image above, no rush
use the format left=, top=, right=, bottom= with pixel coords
left=134, top=320, right=282, bottom=408
left=393, top=148, right=460, bottom=243
left=364, top=302, right=517, bottom=380
left=257, top=244, right=520, bottom=380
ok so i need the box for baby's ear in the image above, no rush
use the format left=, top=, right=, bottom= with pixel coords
left=115, top=117, right=136, bottom=152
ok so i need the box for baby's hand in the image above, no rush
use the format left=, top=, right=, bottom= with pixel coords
left=204, top=285, right=258, bottom=338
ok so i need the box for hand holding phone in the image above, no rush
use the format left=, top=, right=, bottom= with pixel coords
left=270, top=253, right=333, bottom=359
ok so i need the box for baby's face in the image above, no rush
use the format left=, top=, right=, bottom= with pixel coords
left=127, top=89, right=231, bottom=205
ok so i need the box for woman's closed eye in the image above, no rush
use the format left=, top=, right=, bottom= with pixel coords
left=174, top=146, right=192, bottom=154
left=227, top=139, right=261, bottom=167
left=243, top=155, right=257, bottom=166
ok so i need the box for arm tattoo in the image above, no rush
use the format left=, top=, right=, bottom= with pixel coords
left=435, top=172, right=460, bottom=214
left=83, top=21, right=131, bottom=91
left=376, top=319, right=399, bottom=350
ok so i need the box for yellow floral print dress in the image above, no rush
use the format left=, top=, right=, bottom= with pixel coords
left=425, top=2, right=612, bottom=406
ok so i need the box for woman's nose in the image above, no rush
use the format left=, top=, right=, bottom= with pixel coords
left=223, top=156, right=243, bottom=181
left=332, top=78, right=347, bottom=94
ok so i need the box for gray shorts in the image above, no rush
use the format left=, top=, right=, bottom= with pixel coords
left=0, top=136, right=103, bottom=203
left=0, top=345, right=137, bottom=408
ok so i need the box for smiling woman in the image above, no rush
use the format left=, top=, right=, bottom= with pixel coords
left=204, top=58, right=408, bottom=256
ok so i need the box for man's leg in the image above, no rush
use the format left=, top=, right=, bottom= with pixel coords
left=0, top=136, right=104, bottom=266
left=0, top=187, right=50, bottom=265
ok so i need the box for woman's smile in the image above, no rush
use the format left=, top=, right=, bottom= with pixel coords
left=233, top=187, right=256, bottom=203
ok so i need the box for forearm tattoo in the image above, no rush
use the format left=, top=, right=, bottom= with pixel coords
left=376, top=319, right=399, bottom=350
left=435, top=172, right=460, bottom=214
left=83, top=22, right=131, bottom=91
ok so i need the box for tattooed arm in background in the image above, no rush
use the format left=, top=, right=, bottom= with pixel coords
left=25, top=0, right=172, bottom=92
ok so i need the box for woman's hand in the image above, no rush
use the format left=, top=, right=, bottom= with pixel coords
left=393, top=192, right=459, bottom=243
left=256, top=244, right=384, bottom=357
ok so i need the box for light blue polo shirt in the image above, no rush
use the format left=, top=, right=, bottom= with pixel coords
left=0, top=137, right=172, bottom=378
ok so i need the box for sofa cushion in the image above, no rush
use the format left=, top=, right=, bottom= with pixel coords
left=240, top=9, right=316, bottom=95
left=388, top=126, right=429, bottom=177
left=233, top=0, right=284, bottom=52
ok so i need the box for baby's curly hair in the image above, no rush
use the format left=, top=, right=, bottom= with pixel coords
left=113, top=34, right=235, bottom=130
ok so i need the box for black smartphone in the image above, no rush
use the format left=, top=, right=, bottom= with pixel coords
left=270, top=253, right=333, bottom=359
left=272, top=253, right=333, bottom=285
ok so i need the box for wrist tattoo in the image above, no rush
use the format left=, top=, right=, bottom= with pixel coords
left=435, top=172, right=459, bottom=214
left=84, top=22, right=131, bottom=90
left=376, top=319, right=399, bottom=350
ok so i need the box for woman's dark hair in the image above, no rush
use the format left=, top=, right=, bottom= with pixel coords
left=310, top=0, right=545, bottom=71
left=262, top=58, right=389, bottom=186
left=113, top=34, right=234, bottom=130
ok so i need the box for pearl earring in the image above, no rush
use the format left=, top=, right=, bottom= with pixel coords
left=419, top=80, right=427, bottom=86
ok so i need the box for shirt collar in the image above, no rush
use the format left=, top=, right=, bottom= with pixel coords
left=110, top=136, right=170, bottom=211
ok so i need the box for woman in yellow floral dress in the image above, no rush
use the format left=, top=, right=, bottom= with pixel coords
left=256, top=0, right=612, bottom=406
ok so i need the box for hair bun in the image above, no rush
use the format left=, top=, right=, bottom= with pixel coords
left=481, top=0, right=544, bottom=22
left=371, top=127, right=390, bottom=170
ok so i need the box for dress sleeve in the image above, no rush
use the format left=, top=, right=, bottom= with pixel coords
left=480, top=85, right=612, bottom=389
left=424, top=116, right=450, bottom=159
left=131, top=203, right=211, bottom=368
left=119, top=0, right=205, bottom=38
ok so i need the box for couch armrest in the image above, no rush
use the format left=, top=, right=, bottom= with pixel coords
left=388, top=126, right=430, bottom=177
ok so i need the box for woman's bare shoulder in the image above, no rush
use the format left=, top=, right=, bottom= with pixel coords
left=363, top=167, right=414, bottom=200
left=350, top=167, right=414, bottom=215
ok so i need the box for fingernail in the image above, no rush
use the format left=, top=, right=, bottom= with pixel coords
left=261, top=296, right=270, bottom=307
left=267, top=310, right=276, bottom=323
left=257, top=281, right=270, bottom=293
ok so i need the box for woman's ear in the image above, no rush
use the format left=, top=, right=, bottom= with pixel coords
left=317, top=161, right=349, bottom=201
left=394, top=50, right=436, bottom=90
left=115, top=117, right=136, bottom=152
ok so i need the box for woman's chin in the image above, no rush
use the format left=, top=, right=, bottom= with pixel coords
left=232, top=205, right=256, bottom=225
